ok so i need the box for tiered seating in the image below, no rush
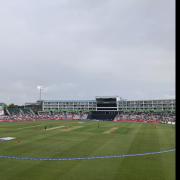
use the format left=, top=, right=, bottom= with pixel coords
left=38, top=111, right=51, bottom=115
left=21, top=108, right=34, bottom=115
left=113, top=113, right=175, bottom=124
left=7, top=108, right=22, bottom=115
left=0, top=111, right=175, bottom=123
left=80, top=113, right=88, bottom=120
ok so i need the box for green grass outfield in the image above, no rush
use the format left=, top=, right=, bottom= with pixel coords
left=0, top=120, right=175, bottom=180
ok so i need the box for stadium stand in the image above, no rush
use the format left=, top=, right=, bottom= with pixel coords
left=0, top=111, right=175, bottom=124
left=7, top=107, right=22, bottom=116
left=0, top=96, right=175, bottom=124
left=113, top=112, right=175, bottom=124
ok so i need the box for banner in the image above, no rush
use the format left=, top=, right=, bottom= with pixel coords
left=0, top=110, right=4, bottom=116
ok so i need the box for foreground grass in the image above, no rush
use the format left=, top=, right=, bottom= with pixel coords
left=0, top=120, right=175, bottom=180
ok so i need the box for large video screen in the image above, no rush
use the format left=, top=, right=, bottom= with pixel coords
left=96, top=97, right=117, bottom=110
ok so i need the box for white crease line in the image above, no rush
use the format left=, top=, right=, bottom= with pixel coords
left=103, top=127, right=119, bottom=134
left=46, top=126, right=65, bottom=131
left=61, top=126, right=83, bottom=132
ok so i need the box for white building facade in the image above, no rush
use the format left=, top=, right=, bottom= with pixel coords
left=40, top=97, right=175, bottom=112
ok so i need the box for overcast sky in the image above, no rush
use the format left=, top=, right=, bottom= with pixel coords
left=0, top=0, right=175, bottom=105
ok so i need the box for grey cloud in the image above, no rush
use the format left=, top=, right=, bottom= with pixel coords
left=0, top=0, right=175, bottom=104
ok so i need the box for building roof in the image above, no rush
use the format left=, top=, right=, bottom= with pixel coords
left=41, top=100, right=96, bottom=103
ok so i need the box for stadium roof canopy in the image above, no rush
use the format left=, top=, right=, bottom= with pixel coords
left=41, top=100, right=96, bottom=102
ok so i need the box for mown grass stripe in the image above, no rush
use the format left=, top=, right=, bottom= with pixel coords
left=17, top=125, right=42, bottom=130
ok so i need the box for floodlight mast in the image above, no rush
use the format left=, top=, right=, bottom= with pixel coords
left=40, top=87, right=42, bottom=101
left=37, top=86, right=43, bottom=101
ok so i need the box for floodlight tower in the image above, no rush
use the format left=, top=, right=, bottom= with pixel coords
left=37, top=85, right=43, bottom=101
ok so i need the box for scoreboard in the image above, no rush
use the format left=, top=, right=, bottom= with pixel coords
left=96, top=97, right=118, bottom=111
